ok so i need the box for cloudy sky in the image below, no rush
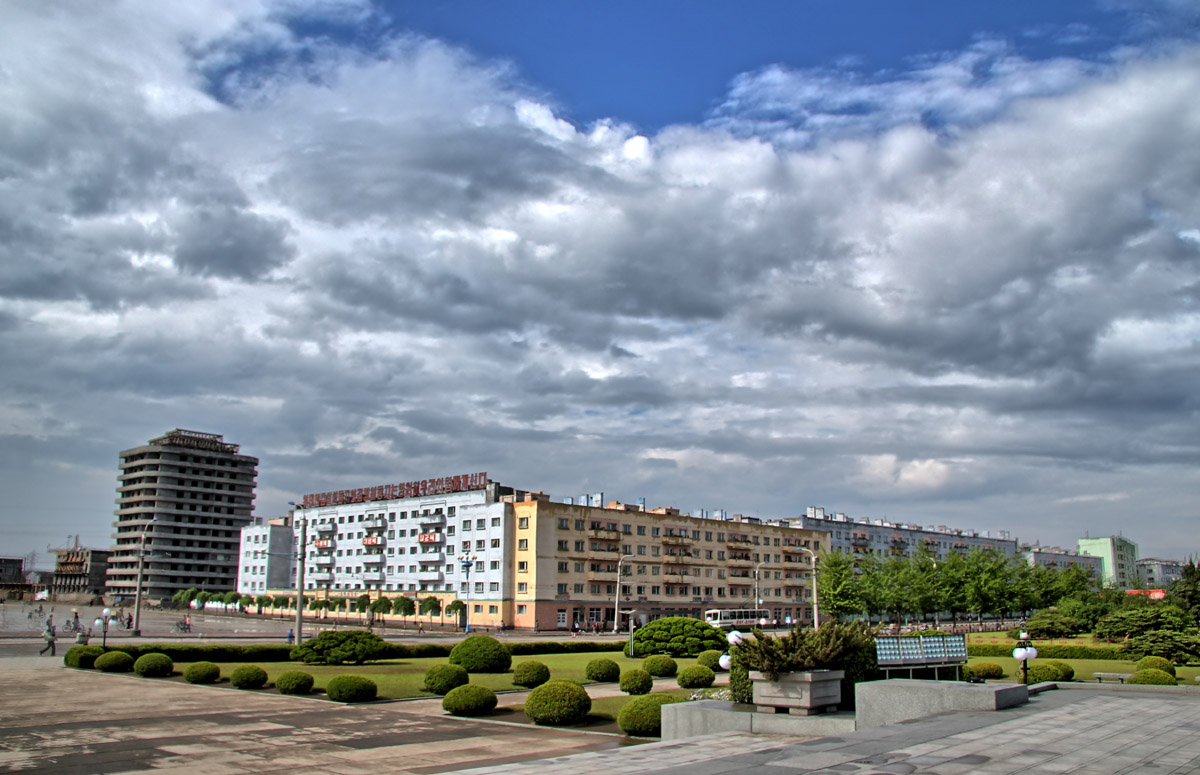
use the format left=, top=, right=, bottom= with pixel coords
left=2, top=1, right=1198, bottom=567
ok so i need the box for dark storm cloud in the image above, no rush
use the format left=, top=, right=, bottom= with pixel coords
left=169, top=205, right=295, bottom=279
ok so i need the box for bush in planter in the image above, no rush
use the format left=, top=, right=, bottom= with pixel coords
left=94, top=651, right=134, bottom=673
left=1128, top=668, right=1177, bottom=686
left=133, top=653, right=174, bottom=678
left=1021, top=665, right=1059, bottom=685
left=585, top=658, right=621, bottom=682
left=642, top=655, right=677, bottom=677
left=729, top=653, right=752, bottom=704
left=230, top=665, right=269, bottom=690
left=617, top=693, right=682, bottom=737
left=523, top=679, right=592, bottom=725
left=326, top=674, right=378, bottom=702
left=1043, top=660, right=1075, bottom=681
left=1136, top=656, right=1176, bottom=677
left=697, top=650, right=723, bottom=670
left=448, top=634, right=511, bottom=673
left=512, top=661, right=550, bottom=688
left=423, top=664, right=469, bottom=695
left=183, top=661, right=221, bottom=684
left=290, top=630, right=388, bottom=665
left=965, top=662, right=1005, bottom=680
left=677, top=665, right=715, bottom=689
left=276, top=670, right=315, bottom=695
left=64, top=645, right=105, bottom=669
left=442, top=684, right=498, bottom=716
left=624, top=616, right=727, bottom=658
left=620, top=668, right=653, bottom=695
left=731, top=621, right=880, bottom=710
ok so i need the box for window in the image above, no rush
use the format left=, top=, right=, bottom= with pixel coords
left=462, top=521, right=472, bottom=531
left=518, top=582, right=527, bottom=593
left=476, top=519, right=486, bottom=529
left=518, top=539, right=528, bottom=550
left=446, top=526, right=455, bottom=536
left=574, top=562, right=584, bottom=572
left=590, top=584, right=600, bottom=594
left=517, top=604, right=527, bottom=614
left=652, top=547, right=661, bottom=556
left=488, top=604, right=498, bottom=614
left=490, top=560, right=499, bottom=570
left=637, top=525, right=646, bottom=535
left=490, top=582, right=499, bottom=591
left=557, top=540, right=569, bottom=551
left=490, top=538, right=500, bottom=548
left=574, top=540, right=585, bottom=552
left=557, top=583, right=568, bottom=594
left=574, top=519, right=585, bottom=530
left=637, top=545, right=646, bottom=555
left=518, top=561, right=528, bottom=572
left=557, top=518, right=569, bottom=529
left=557, top=561, right=568, bottom=572
left=652, top=527, right=661, bottom=537
left=574, top=583, right=584, bottom=593
left=475, top=582, right=484, bottom=593
left=518, top=517, right=529, bottom=528
left=476, top=540, right=485, bottom=550
left=491, top=517, right=501, bottom=527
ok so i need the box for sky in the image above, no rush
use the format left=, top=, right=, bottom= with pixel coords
left=1, top=0, right=1198, bottom=568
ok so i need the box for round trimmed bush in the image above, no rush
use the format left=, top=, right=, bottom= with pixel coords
left=697, top=650, right=723, bottom=670
left=966, top=662, right=1004, bottom=680
left=676, top=665, right=715, bottom=689
left=1136, top=656, right=1176, bottom=677
left=625, top=616, right=727, bottom=658
left=620, top=668, right=653, bottom=695
left=276, top=670, right=315, bottom=695
left=326, top=674, right=378, bottom=702
left=64, top=645, right=105, bottom=669
left=643, top=655, right=678, bottom=677
left=423, top=664, right=470, bottom=695
left=443, top=684, right=498, bottom=716
left=183, top=661, right=221, bottom=684
left=230, top=665, right=269, bottom=690
left=1022, top=665, right=1059, bottom=685
left=1043, top=660, right=1075, bottom=682
left=617, top=693, right=682, bottom=737
left=134, top=653, right=174, bottom=678
left=449, top=634, right=512, bottom=673
left=94, top=651, right=134, bottom=673
left=512, top=661, right=550, bottom=688
left=523, top=679, right=592, bottom=726
left=585, top=658, right=621, bottom=682
left=1128, top=668, right=1177, bottom=686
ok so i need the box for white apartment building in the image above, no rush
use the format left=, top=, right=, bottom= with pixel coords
left=237, top=518, right=298, bottom=595
left=1019, top=544, right=1103, bottom=578
left=783, top=506, right=1017, bottom=559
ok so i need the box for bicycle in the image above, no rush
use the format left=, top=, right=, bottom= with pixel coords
left=61, top=620, right=84, bottom=634
left=171, top=620, right=192, bottom=633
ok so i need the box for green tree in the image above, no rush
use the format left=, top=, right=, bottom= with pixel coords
left=392, top=596, right=415, bottom=619
left=238, top=594, right=254, bottom=611
left=222, top=590, right=241, bottom=606
left=815, top=550, right=862, bottom=621
left=254, top=594, right=272, bottom=614
left=273, top=594, right=292, bottom=608
left=1169, top=561, right=1200, bottom=621
left=194, top=590, right=214, bottom=607
left=355, top=594, right=371, bottom=613
left=368, top=597, right=392, bottom=620
left=420, top=596, right=442, bottom=620
left=172, top=588, right=198, bottom=607
left=446, top=599, right=467, bottom=626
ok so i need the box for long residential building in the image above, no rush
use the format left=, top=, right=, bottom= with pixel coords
left=782, top=506, right=1017, bottom=559
left=1018, top=544, right=1102, bottom=578
left=249, top=473, right=829, bottom=631
left=1077, top=535, right=1139, bottom=590
left=108, top=429, right=258, bottom=601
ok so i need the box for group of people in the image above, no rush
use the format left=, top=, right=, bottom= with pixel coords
left=37, top=607, right=136, bottom=655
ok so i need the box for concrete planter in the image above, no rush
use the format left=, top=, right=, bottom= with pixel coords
left=750, top=669, right=844, bottom=715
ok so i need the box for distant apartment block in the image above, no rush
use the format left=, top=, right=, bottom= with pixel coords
left=107, top=429, right=258, bottom=601
left=1136, top=557, right=1183, bottom=589
left=51, top=547, right=111, bottom=596
left=237, top=517, right=298, bottom=595
left=1019, top=544, right=1102, bottom=579
left=1077, top=535, right=1139, bottom=589
left=783, top=506, right=1017, bottom=559
left=0, top=556, right=25, bottom=586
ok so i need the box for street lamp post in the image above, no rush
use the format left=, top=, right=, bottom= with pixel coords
left=253, top=503, right=309, bottom=645
left=613, top=554, right=634, bottom=633
left=800, top=548, right=820, bottom=631
left=457, top=554, right=477, bottom=633
left=132, top=516, right=158, bottom=637
left=754, top=560, right=769, bottom=623
left=1012, top=627, right=1036, bottom=684
left=93, top=607, right=115, bottom=649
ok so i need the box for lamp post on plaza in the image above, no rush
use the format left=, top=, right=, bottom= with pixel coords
left=132, top=517, right=158, bottom=637
left=613, top=554, right=635, bottom=633
left=799, top=548, right=820, bottom=631
left=457, top=554, right=477, bottom=633
left=754, top=560, right=769, bottom=624
left=251, top=502, right=311, bottom=644
left=93, top=607, right=115, bottom=649
left=1012, top=627, right=1036, bottom=684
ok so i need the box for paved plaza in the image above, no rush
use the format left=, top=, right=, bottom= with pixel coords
left=2, top=652, right=1199, bottom=775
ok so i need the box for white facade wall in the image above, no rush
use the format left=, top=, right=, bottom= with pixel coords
left=237, top=522, right=297, bottom=595
left=1021, top=547, right=1103, bottom=577
left=785, top=507, right=1017, bottom=559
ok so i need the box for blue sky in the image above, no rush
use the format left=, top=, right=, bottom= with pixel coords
left=0, top=0, right=1198, bottom=567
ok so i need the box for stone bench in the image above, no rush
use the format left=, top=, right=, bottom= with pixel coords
left=1093, top=672, right=1132, bottom=683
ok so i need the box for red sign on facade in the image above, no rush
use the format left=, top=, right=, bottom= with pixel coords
left=313, top=539, right=332, bottom=549
left=363, top=536, right=383, bottom=547
left=300, top=472, right=488, bottom=508
left=417, top=533, right=442, bottom=543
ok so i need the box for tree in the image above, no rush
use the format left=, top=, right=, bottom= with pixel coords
left=273, top=594, right=292, bottom=608
left=368, top=597, right=392, bottom=620
left=172, top=588, right=198, bottom=607
left=255, top=595, right=272, bottom=614
left=355, top=593, right=371, bottom=613
left=238, top=594, right=254, bottom=612
left=194, top=590, right=214, bottom=607
left=446, top=599, right=466, bottom=627
left=222, top=590, right=241, bottom=606
left=1169, top=561, right=1200, bottom=621
left=420, top=596, right=442, bottom=620
left=392, top=596, right=415, bottom=620
left=815, top=550, right=861, bottom=621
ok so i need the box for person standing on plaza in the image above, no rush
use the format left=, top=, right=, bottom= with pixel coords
left=39, top=623, right=56, bottom=656
left=286, top=629, right=294, bottom=646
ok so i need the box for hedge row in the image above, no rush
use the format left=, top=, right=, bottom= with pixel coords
left=98, top=639, right=624, bottom=663
left=968, top=644, right=1126, bottom=660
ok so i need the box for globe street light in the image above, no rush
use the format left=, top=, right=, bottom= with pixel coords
left=93, top=607, right=115, bottom=649
left=754, top=560, right=769, bottom=624
left=799, top=548, right=820, bottom=631
left=287, top=502, right=308, bottom=644
left=613, top=554, right=635, bottom=633
left=457, top=554, right=477, bottom=633
left=132, top=516, right=158, bottom=637
left=1013, top=627, right=1037, bottom=684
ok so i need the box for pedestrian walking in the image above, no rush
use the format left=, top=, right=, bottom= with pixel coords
left=286, top=629, right=295, bottom=645
left=39, top=625, right=56, bottom=656
left=417, top=622, right=424, bottom=636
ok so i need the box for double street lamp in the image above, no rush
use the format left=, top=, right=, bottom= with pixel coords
left=799, top=548, right=820, bottom=631
left=93, top=607, right=116, bottom=648
left=132, top=516, right=158, bottom=637
left=754, top=560, right=769, bottom=624
left=457, top=554, right=477, bottom=633
left=613, top=554, right=635, bottom=633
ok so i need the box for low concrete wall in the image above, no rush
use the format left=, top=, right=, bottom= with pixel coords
left=854, top=679, right=1028, bottom=729
left=661, top=700, right=856, bottom=741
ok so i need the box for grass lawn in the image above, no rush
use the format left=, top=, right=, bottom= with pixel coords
left=175, top=651, right=681, bottom=700
left=967, top=632, right=1114, bottom=647
left=967, top=656, right=1200, bottom=684
left=584, top=689, right=695, bottom=720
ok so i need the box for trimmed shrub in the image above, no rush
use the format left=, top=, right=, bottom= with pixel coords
left=134, top=653, right=174, bottom=678
left=508, top=640, right=624, bottom=655
left=1022, top=665, right=1059, bottom=685
left=965, top=662, right=1005, bottom=680
left=1043, top=661, right=1075, bottom=681
left=449, top=635, right=512, bottom=673
left=523, top=679, right=592, bottom=726
left=969, top=644, right=1125, bottom=660
left=677, top=665, right=715, bottom=689
left=1127, top=668, right=1177, bottom=686
left=624, top=616, right=726, bottom=658
left=94, top=651, right=134, bottom=673
left=64, top=645, right=105, bottom=669
left=230, top=665, right=269, bottom=690
left=1136, top=656, right=1177, bottom=677
left=643, top=655, right=678, bottom=677
left=585, top=658, right=621, bottom=682
left=326, top=674, right=378, bottom=702
left=276, top=670, right=315, bottom=695
left=1095, top=606, right=1191, bottom=641
left=183, top=661, right=221, bottom=684
left=423, top=664, right=469, bottom=695
left=1123, top=630, right=1200, bottom=665
left=512, top=661, right=550, bottom=688
left=290, top=630, right=388, bottom=665
left=729, top=653, right=752, bottom=704
left=442, top=684, right=498, bottom=716
left=697, top=650, right=723, bottom=670
left=620, top=668, right=653, bottom=695
left=410, top=643, right=453, bottom=658
left=617, top=693, right=682, bottom=737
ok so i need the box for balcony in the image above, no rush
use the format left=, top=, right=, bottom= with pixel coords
left=419, top=513, right=446, bottom=525
left=363, top=518, right=387, bottom=531
left=726, top=556, right=754, bottom=566
left=588, top=528, right=621, bottom=541
left=416, top=532, right=444, bottom=545
left=662, top=534, right=693, bottom=546
left=312, top=556, right=334, bottom=567
left=309, top=572, right=333, bottom=583
left=417, top=568, right=444, bottom=581
left=362, top=535, right=386, bottom=549
left=313, top=522, right=335, bottom=534
left=363, top=553, right=385, bottom=565
left=361, top=570, right=385, bottom=583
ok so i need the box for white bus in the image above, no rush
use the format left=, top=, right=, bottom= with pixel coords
left=704, top=608, right=772, bottom=630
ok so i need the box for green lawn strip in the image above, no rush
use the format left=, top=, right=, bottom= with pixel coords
left=585, top=689, right=694, bottom=720
left=174, top=651, right=680, bottom=699
left=967, top=632, right=1108, bottom=647
left=967, top=656, right=1197, bottom=684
